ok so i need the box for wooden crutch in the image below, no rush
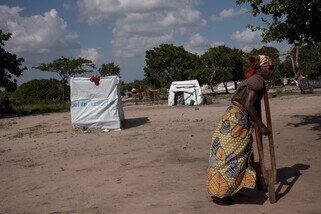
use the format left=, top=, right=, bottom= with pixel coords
left=254, top=89, right=277, bottom=204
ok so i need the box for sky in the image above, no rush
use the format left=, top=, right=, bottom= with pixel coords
left=0, top=0, right=290, bottom=85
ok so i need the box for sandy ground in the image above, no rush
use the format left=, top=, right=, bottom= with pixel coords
left=0, top=94, right=321, bottom=214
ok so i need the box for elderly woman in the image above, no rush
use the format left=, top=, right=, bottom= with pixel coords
left=207, top=55, right=273, bottom=205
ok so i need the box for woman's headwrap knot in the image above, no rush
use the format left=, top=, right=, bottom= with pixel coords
left=258, top=55, right=273, bottom=68
left=245, top=55, right=272, bottom=78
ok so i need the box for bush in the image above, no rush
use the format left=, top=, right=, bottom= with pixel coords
left=0, top=93, right=16, bottom=114
left=14, top=102, right=70, bottom=115
left=15, top=79, right=66, bottom=104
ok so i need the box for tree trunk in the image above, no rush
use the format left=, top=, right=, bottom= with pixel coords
left=59, top=74, right=67, bottom=102
left=290, top=44, right=305, bottom=94
left=210, top=84, right=214, bottom=93
left=234, top=81, right=238, bottom=90
left=223, top=82, right=229, bottom=94
left=58, top=83, right=64, bottom=102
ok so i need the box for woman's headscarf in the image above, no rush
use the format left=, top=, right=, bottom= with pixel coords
left=245, top=55, right=272, bottom=78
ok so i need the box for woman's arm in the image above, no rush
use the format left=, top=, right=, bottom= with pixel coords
left=244, top=89, right=271, bottom=135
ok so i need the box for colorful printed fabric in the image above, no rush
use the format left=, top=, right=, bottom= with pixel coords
left=207, top=105, right=256, bottom=198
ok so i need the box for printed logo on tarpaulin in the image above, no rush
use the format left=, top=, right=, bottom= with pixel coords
left=71, top=99, right=117, bottom=108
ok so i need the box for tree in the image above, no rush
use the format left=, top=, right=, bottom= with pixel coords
left=34, top=56, right=95, bottom=101
left=230, top=48, right=246, bottom=89
left=144, top=44, right=199, bottom=88
left=189, top=66, right=216, bottom=92
left=298, top=43, right=321, bottom=79
left=236, top=0, right=321, bottom=93
left=99, top=62, right=120, bottom=77
left=283, top=43, right=321, bottom=80
left=15, top=79, right=65, bottom=104
left=34, top=56, right=95, bottom=84
left=0, top=30, right=27, bottom=92
left=201, top=46, right=244, bottom=94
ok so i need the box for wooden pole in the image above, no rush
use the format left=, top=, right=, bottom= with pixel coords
left=254, top=125, right=268, bottom=180
left=263, top=90, right=277, bottom=183
left=253, top=87, right=277, bottom=204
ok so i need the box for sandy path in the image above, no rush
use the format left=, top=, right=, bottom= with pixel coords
left=0, top=94, right=321, bottom=214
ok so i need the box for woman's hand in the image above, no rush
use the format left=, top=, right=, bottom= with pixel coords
left=260, top=124, right=271, bottom=136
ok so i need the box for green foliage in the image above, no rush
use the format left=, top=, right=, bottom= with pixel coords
left=34, top=56, right=95, bottom=83
left=297, top=43, right=321, bottom=78
left=14, top=102, right=70, bottom=115
left=282, top=43, right=321, bottom=79
left=0, top=30, right=27, bottom=92
left=120, top=83, right=133, bottom=95
left=272, top=88, right=283, bottom=98
left=15, top=79, right=65, bottom=104
left=201, top=46, right=245, bottom=93
left=280, top=59, right=295, bottom=78
left=305, top=88, right=314, bottom=94
left=144, top=44, right=200, bottom=88
left=236, top=0, right=321, bottom=46
left=189, top=66, right=214, bottom=88
left=131, top=79, right=151, bottom=89
left=34, top=56, right=95, bottom=101
left=99, top=62, right=120, bottom=77
left=0, top=93, right=16, bottom=114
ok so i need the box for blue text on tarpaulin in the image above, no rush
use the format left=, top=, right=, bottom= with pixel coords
left=71, top=99, right=116, bottom=108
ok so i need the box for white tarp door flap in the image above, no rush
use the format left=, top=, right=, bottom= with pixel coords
left=70, top=76, right=123, bottom=130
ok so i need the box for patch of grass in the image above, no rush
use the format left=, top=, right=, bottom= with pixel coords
left=305, top=88, right=314, bottom=94
left=29, top=124, right=47, bottom=132
left=14, top=102, right=70, bottom=115
left=272, top=88, right=283, bottom=97
left=12, top=132, right=25, bottom=139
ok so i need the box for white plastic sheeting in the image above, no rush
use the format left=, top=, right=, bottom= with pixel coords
left=70, top=76, right=124, bottom=130
left=217, top=81, right=239, bottom=92
left=168, top=80, right=203, bottom=106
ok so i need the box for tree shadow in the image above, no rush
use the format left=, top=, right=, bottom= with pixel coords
left=122, top=117, right=149, bottom=129
left=233, top=163, right=310, bottom=205
left=287, top=114, right=321, bottom=140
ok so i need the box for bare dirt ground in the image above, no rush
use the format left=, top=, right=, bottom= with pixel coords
left=1, top=93, right=321, bottom=214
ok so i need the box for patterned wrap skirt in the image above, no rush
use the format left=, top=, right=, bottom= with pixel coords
left=207, top=105, right=256, bottom=198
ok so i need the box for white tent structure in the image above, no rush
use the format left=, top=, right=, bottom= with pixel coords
left=70, top=76, right=124, bottom=130
left=217, top=81, right=239, bottom=93
left=168, top=80, right=203, bottom=106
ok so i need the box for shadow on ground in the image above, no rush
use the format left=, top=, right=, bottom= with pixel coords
left=122, top=117, right=149, bottom=129
left=222, top=163, right=310, bottom=205
left=287, top=114, right=321, bottom=140
left=275, top=163, right=310, bottom=201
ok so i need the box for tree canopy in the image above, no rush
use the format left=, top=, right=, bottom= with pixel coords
left=144, top=44, right=199, bottom=88
left=188, top=66, right=215, bottom=91
left=0, top=30, right=27, bottom=92
left=34, top=56, right=95, bottom=101
left=201, top=45, right=245, bottom=93
left=236, top=0, right=321, bottom=45
left=15, top=79, right=65, bottom=104
left=283, top=43, right=321, bottom=79
left=34, top=56, right=95, bottom=83
left=236, top=0, right=321, bottom=93
left=99, top=62, right=120, bottom=77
